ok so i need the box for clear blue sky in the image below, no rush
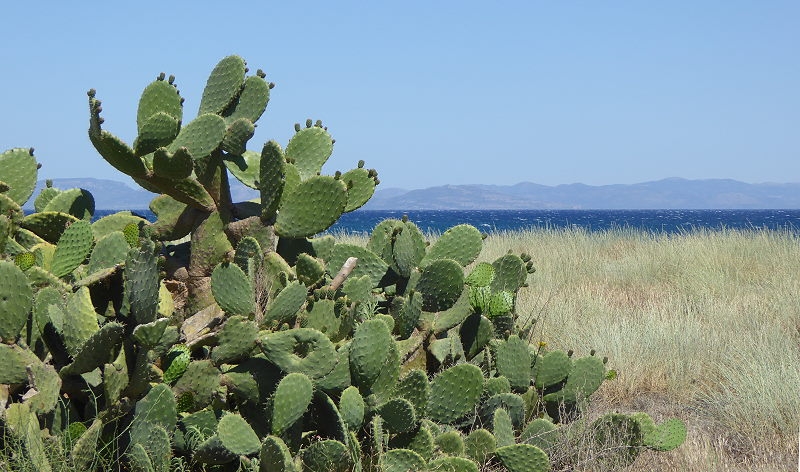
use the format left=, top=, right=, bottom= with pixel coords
left=2, top=2, right=798, bottom=190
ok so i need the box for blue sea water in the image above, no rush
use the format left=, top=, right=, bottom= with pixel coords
left=98, top=209, right=800, bottom=235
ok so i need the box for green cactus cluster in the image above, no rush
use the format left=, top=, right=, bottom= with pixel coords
left=0, top=55, right=685, bottom=472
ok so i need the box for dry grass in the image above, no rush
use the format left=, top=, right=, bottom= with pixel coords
left=477, top=227, right=800, bottom=471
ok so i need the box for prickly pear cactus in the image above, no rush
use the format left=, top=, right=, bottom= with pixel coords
left=86, top=55, right=379, bottom=314
left=0, top=54, right=686, bottom=472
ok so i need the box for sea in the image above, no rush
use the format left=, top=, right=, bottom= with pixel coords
left=95, top=209, right=800, bottom=235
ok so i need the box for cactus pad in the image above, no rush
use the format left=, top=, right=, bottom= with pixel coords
left=299, top=439, right=352, bottom=472
left=272, top=372, right=314, bottom=435
left=421, top=224, right=483, bottom=268
left=495, top=335, right=531, bottom=392
left=416, top=258, right=465, bottom=312
left=286, top=125, right=334, bottom=181
left=543, top=355, right=605, bottom=404
left=643, top=418, right=687, bottom=451
left=464, top=428, right=496, bottom=465
left=211, top=261, right=256, bottom=316
left=349, top=319, right=394, bottom=390
left=259, top=328, right=337, bottom=379
left=494, top=444, right=551, bottom=472
left=259, top=435, right=296, bottom=472
left=533, top=350, right=572, bottom=389
left=378, top=397, right=417, bottom=434
left=198, top=55, right=246, bottom=115
left=0, top=260, right=34, bottom=342
left=50, top=219, right=94, bottom=278
left=275, top=175, right=347, bottom=238
left=211, top=315, right=258, bottom=365
left=0, top=148, right=38, bottom=205
left=380, top=449, right=427, bottom=472
left=428, top=364, right=484, bottom=424
left=264, top=281, right=308, bottom=325
left=218, top=413, right=261, bottom=455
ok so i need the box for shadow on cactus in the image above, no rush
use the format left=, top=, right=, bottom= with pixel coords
left=0, top=55, right=686, bottom=472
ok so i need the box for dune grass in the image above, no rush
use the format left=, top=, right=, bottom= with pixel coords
left=476, top=227, right=800, bottom=471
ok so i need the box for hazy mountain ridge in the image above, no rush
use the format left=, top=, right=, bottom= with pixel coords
left=22, top=177, right=800, bottom=210
left=362, top=178, right=800, bottom=209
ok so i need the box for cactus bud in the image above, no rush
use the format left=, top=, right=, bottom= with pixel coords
left=158, top=72, right=166, bottom=80
left=87, top=88, right=96, bottom=97
left=36, top=163, right=42, bottom=170
left=98, top=117, right=105, bottom=124
left=168, top=74, right=176, bottom=84
left=358, top=160, right=365, bottom=168
left=402, top=215, right=409, bottom=223
left=46, top=179, right=53, bottom=187
left=374, top=178, right=380, bottom=185
left=29, top=147, right=35, bottom=156
left=0, top=182, right=8, bottom=192
left=481, top=233, right=488, bottom=240
left=269, top=82, right=275, bottom=89
left=603, top=356, right=608, bottom=364
left=567, top=349, right=574, bottom=357
left=315, top=119, right=323, bottom=127
left=294, top=123, right=301, bottom=132
left=179, top=97, right=185, bottom=105
left=331, top=139, right=336, bottom=144
left=590, top=349, right=596, bottom=356
left=256, top=69, right=266, bottom=78
left=334, top=171, right=342, bottom=179
left=305, top=119, right=313, bottom=128
left=244, top=67, right=249, bottom=73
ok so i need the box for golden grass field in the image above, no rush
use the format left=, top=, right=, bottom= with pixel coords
left=478, top=227, right=799, bottom=471
left=342, top=227, right=800, bottom=470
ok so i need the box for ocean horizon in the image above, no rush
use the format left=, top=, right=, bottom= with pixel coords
left=96, top=209, right=800, bottom=235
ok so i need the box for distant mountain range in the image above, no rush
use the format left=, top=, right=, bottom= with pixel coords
left=363, top=178, right=800, bottom=209
left=24, top=177, right=800, bottom=210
